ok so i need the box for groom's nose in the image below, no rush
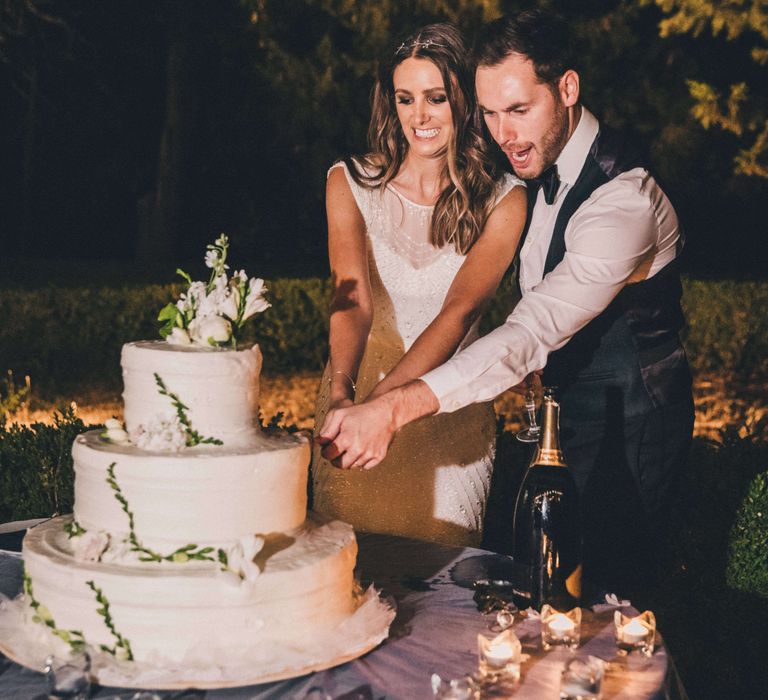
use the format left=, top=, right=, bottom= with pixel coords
left=493, top=115, right=516, bottom=146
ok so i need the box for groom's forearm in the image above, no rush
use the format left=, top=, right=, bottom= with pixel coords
left=378, top=379, right=440, bottom=432
left=372, top=379, right=440, bottom=435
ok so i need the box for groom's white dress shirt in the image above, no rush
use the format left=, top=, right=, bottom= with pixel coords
left=420, top=108, right=681, bottom=413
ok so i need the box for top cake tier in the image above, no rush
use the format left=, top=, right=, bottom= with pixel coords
left=122, top=341, right=263, bottom=449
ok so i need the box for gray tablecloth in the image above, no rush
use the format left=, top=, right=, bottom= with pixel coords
left=0, top=529, right=679, bottom=699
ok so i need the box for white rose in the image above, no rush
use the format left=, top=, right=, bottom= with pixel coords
left=167, top=327, right=192, bottom=346
left=102, top=418, right=131, bottom=445
left=72, top=531, right=110, bottom=562
left=104, top=427, right=131, bottom=444
left=192, top=315, right=232, bottom=346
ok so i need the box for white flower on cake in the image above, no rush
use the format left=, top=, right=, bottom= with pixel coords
left=205, top=247, right=228, bottom=272
left=219, top=534, right=265, bottom=587
left=167, top=326, right=192, bottom=345
left=72, top=531, right=110, bottom=562
left=157, top=234, right=270, bottom=349
left=239, top=275, right=271, bottom=319
left=189, top=315, right=232, bottom=345
left=99, top=539, right=133, bottom=564
left=101, top=418, right=130, bottom=445
left=130, top=413, right=187, bottom=452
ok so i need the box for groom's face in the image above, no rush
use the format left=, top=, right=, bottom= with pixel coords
left=476, top=53, right=571, bottom=179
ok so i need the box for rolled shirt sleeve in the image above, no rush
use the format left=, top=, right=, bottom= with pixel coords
left=421, top=170, right=668, bottom=413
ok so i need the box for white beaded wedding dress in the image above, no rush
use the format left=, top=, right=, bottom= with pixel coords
left=313, top=160, right=521, bottom=546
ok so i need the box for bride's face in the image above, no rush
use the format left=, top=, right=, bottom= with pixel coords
left=476, top=53, right=576, bottom=179
left=393, top=57, right=454, bottom=159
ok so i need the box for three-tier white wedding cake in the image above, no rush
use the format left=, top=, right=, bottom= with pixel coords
left=0, top=240, right=393, bottom=688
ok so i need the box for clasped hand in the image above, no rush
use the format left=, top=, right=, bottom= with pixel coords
left=315, top=396, right=397, bottom=470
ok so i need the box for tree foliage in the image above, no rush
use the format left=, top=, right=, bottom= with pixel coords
left=647, top=0, right=768, bottom=177
left=1, top=0, right=766, bottom=276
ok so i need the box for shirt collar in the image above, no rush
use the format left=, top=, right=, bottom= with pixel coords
left=555, top=107, right=599, bottom=187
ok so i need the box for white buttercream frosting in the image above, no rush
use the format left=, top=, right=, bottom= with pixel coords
left=17, top=515, right=393, bottom=672
left=73, top=430, right=309, bottom=551
left=121, top=341, right=263, bottom=448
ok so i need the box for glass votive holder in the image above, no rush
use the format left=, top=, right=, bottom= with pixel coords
left=430, top=673, right=478, bottom=700
left=44, top=651, right=91, bottom=699
left=560, top=655, right=605, bottom=700
left=483, top=605, right=515, bottom=633
left=614, top=610, right=656, bottom=657
left=541, top=604, right=582, bottom=651
left=477, top=629, right=522, bottom=683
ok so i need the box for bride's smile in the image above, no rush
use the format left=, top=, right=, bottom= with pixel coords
left=393, top=56, right=453, bottom=158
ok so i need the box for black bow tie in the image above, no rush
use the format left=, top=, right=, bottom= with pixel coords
left=530, top=165, right=560, bottom=205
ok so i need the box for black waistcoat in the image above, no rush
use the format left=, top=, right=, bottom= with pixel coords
left=535, top=129, right=692, bottom=423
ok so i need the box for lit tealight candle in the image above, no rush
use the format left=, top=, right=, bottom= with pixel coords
left=547, top=613, right=576, bottom=640
left=614, top=610, right=656, bottom=657
left=620, top=617, right=649, bottom=645
left=541, top=604, right=582, bottom=650
left=484, top=638, right=517, bottom=668
left=477, top=630, right=522, bottom=681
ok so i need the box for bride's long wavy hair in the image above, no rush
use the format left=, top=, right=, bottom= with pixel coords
left=344, top=23, right=501, bottom=255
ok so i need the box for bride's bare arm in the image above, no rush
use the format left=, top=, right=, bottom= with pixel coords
left=325, top=166, right=373, bottom=408
left=366, top=184, right=527, bottom=401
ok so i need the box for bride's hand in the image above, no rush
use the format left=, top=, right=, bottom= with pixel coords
left=328, top=397, right=354, bottom=412
left=315, top=397, right=397, bottom=470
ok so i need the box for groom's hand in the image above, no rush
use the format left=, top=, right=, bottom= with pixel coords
left=316, top=396, right=397, bottom=470
left=315, top=380, right=440, bottom=470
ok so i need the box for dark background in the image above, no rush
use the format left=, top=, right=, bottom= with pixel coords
left=1, top=0, right=766, bottom=283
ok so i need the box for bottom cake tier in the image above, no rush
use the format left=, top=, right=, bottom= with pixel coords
left=1, top=515, right=394, bottom=687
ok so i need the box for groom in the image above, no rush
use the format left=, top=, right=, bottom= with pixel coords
left=318, top=9, right=694, bottom=595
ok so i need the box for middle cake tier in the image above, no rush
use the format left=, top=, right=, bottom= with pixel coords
left=73, top=430, right=310, bottom=551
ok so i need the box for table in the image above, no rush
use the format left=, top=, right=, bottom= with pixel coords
left=0, top=525, right=683, bottom=699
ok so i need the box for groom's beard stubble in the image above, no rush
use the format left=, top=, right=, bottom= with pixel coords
left=512, top=98, right=571, bottom=180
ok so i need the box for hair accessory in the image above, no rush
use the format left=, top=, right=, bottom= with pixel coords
left=396, top=39, right=446, bottom=54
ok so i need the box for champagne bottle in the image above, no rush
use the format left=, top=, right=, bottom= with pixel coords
left=512, top=389, right=581, bottom=610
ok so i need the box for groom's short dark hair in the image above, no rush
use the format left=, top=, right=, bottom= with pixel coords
left=474, top=9, right=576, bottom=85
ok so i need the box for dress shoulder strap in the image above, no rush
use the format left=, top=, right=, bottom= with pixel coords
left=493, top=172, right=526, bottom=207
left=327, top=158, right=381, bottom=225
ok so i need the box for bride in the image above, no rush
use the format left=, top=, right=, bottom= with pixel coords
left=313, top=23, right=526, bottom=546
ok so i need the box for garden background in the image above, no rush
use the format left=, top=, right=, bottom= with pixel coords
left=1, top=2, right=767, bottom=699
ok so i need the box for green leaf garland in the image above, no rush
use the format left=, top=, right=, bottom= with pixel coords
left=153, top=373, right=223, bottom=447
left=106, top=462, right=215, bottom=563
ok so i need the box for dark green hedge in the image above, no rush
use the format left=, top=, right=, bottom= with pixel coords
left=0, top=278, right=331, bottom=394
left=0, top=277, right=765, bottom=395
left=726, top=471, right=768, bottom=597
left=0, top=410, right=90, bottom=521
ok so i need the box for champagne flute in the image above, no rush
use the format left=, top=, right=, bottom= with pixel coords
left=516, top=375, right=540, bottom=443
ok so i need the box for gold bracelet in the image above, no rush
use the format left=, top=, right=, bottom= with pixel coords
left=330, top=370, right=357, bottom=393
